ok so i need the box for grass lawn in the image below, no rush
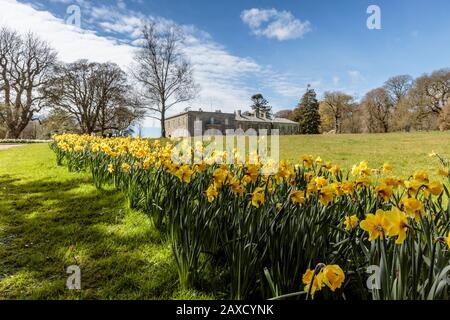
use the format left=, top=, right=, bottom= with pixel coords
left=279, top=131, right=450, bottom=176
left=0, top=144, right=212, bottom=299
left=0, top=131, right=449, bottom=299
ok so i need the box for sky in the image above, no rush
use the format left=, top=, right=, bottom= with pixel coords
left=1, top=0, right=450, bottom=136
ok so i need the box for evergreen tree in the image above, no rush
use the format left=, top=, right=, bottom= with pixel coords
left=293, top=85, right=321, bottom=134
left=250, top=94, right=273, bottom=118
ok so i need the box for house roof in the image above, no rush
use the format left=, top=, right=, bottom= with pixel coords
left=165, top=110, right=298, bottom=125
left=235, top=113, right=298, bottom=125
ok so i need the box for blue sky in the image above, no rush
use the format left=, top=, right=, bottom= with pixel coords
left=2, top=0, right=450, bottom=136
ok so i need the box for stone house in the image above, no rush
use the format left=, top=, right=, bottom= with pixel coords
left=165, top=109, right=299, bottom=137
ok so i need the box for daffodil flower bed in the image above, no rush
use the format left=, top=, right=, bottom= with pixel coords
left=51, top=134, right=450, bottom=300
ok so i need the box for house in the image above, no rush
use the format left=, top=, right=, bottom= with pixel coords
left=165, top=109, right=299, bottom=137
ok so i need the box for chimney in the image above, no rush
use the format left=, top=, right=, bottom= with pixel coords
left=237, top=110, right=242, bottom=116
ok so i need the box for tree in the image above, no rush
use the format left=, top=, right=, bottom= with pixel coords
left=250, top=93, right=272, bottom=118
left=293, top=86, right=321, bottom=134
left=0, top=27, right=57, bottom=138
left=274, top=109, right=293, bottom=120
left=321, top=91, right=354, bottom=133
left=438, top=101, right=450, bottom=131
left=41, top=109, right=79, bottom=136
left=131, top=22, right=197, bottom=138
left=411, top=69, right=450, bottom=115
left=384, top=75, right=413, bottom=105
left=48, top=60, right=142, bottom=135
left=361, top=88, right=394, bottom=133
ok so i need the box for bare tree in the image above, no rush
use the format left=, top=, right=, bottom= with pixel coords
left=412, top=69, right=450, bottom=115
left=0, top=27, right=57, bottom=138
left=321, top=91, right=354, bottom=133
left=362, top=88, right=394, bottom=133
left=48, top=60, right=142, bottom=135
left=384, top=75, right=414, bottom=105
left=131, top=22, right=197, bottom=138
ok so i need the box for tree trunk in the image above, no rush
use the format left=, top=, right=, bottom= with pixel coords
left=160, top=113, right=166, bottom=138
left=5, top=127, right=21, bottom=139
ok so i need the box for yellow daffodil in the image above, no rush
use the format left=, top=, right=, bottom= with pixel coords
left=401, top=197, right=424, bottom=221
left=251, top=187, right=265, bottom=208
left=383, top=162, right=393, bottom=173
left=321, top=265, right=345, bottom=292
left=318, top=185, right=335, bottom=206
left=413, top=170, right=429, bottom=183
left=314, top=176, right=328, bottom=188
left=437, top=169, right=449, bottom=177
left=340, top=181, right=354, bottom=195
left=386, top=208, right=409, bottom=245
left=206, top=184, right=219, bottom=203
left=344, top=215, right=359, bottom=231
left=175, top=165, right=194, bottom=183
left=107, top=164, right=114, bottom=173
left=329, top=164, right=341, bottom=176
left=213, top=168, right=228, bottom=187
left=404, top=179, right=423, bottom=196
left=375, top=184, right=393, bottom=202
left=122, top=163, right=131, bottom=173
left=302, top=269, right=324, bottom=299
left=230, top=178, right=245, bottom=197
left=301, top=155, right=314, bottom=167
left=425, top=181, right=443, bottom=196
left=290, top=190, right=305, bottom=205
left=360, top=210, right=392, bottom=241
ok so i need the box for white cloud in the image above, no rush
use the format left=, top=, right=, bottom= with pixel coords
left=0, top=0, right=308, bottom=129
left=348, top=70, right=364, bottom=84
left=332, top=76, right=340, bottom=85
left=241, top=8, right=311, bottom=41
left=0, top=0, right=134, bottom=68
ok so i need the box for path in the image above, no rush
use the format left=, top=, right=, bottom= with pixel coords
left=0, top=144, right=23, bottom=151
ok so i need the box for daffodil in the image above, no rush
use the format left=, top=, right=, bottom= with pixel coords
left=375, top=184, right=393, bottom=202
left=213, top=168, right=228, bottom=187
left=302, top=269, right=324, bottom=299
left=425, top=181, right=443, bottom=196
left=107, top=164, right=114, bottom=173
left=206, top=184, right=218, bottom=203
left=230, top=178, right=245, bottom=197
left=386, top=208, right=408, bottom=245
left=301, top=155, right=314, bottom=167
left=318, top=186, right=335, bottom=206
left=437, top=169, right=449, bottom=177
left=122, top=163, right=131, bottom=173
left=383, top=163, right=393, bottom=173
left=175, top=165, right=194, bottom=183
left=360, top=210, right=392, bottom=241
left=251, top=187, right=265, bottom=208
left=344, top=215, right=359, bottom=231
left=401, top=197, right=424, bottom=221
left=413, top=170, right=429, bottom=183
left=290, top=190, right=305, bottom=205
left=321, top=265, right=345, bottom=292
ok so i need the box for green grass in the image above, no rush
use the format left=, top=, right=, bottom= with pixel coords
left=0, top=144, right=213, bottom=299
left=279, top=131, right=450, bottom=176
left=0, top=132, right=449, bottom=299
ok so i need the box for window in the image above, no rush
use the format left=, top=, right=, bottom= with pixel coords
left=225, top=118, right=229, bottom=125
left=210, top=117, right=215, bottom=125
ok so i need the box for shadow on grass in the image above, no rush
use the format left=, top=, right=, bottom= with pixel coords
left=0, top=174, right=182, bottom=299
